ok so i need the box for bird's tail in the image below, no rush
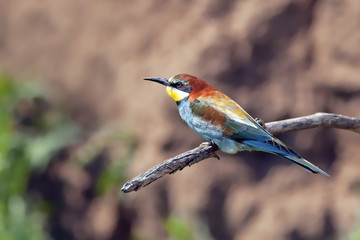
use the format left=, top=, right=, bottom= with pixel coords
left=242, top=139, right=330, bottom=177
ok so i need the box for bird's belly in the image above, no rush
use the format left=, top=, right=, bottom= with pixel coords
left=178, top=101, right=222, bottom=139
left=186, top=115, right=223, bottom=141
left=178, top=101, right=240, bottom=154
left=187, top=116, right=240, bottom=154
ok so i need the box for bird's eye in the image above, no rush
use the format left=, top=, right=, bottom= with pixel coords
left=176, top=82, right=183, bottom=88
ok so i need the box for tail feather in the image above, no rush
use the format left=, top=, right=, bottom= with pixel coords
left=242, top=139, right=330, bottom=177
left=283, top=155, right=330, bottom=177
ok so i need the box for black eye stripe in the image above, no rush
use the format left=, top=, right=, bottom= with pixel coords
left=170, top=82, right=180, bottom=88
left=170, top=81, right=192, bottom=93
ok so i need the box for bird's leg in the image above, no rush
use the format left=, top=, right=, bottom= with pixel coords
left=209, top=140, right=216, bottom=147
left=208, top=140, right=220, bottom=160
left=255, top=117, right=265, bottom=127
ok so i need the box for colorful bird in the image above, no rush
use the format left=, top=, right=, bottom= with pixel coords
left=144, top=73, right=329, bottom=176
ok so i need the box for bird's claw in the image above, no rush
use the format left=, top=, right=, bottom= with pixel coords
left=208, top=141, right=220, bottom=160
left=209, top=140, right=217, bottom=147
left=212, top=153, right=220, bottom=160
left=255, top=118, right=265, bottom=127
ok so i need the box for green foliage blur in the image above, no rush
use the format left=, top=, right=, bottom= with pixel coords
left=0, top=73, right=138, bottom=239
left=346, top=220, right=360, bottom=240
left=164, top=216, right=194, bottom=240
left=0, top=74, right=80, bottom=239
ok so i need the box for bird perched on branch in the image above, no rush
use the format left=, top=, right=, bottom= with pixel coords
left=144, top=73, right=329, bottom=177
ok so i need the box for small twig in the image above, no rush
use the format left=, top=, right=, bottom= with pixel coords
left=121, top=112, right=360, bottom=193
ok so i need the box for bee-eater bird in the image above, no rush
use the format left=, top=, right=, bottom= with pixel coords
left=144, top=73, right=329, bottom=177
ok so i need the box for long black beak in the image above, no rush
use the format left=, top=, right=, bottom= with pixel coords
left=143, top=77, right=169, bottom=86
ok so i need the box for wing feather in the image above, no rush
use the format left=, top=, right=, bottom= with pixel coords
left=196, top=91, right=271, bottom=140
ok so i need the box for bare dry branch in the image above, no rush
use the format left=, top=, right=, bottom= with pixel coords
left=265, top=112, right=360, bottom=135
left=121, top=112, right=360, bottom=193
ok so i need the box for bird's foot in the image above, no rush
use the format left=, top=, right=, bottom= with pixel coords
left=208, top=140, right=219, bottom=149
left=208, top=140, right=220, bottom=160
left=255, top=117, right=265, bottom=127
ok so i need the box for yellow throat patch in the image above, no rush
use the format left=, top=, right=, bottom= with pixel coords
left=166, top=86, right=189, bottom=102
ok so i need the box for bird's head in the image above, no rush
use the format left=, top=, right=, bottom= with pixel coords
left=144, top=73, right=214, bottom=103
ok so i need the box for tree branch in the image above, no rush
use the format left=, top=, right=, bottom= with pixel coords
left=265, top=112, right=360, bottom=135
left=121, top=112, right=360, bottom=193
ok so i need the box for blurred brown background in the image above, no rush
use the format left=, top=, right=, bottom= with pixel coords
left=0, top=0, right=360, bottom=239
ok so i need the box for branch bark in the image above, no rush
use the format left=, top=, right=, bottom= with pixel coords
left=121, top=112, right=360, bottom=193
